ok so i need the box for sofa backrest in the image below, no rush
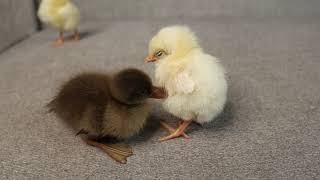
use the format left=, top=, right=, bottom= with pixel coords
left=0, top=0, right=35, bottom=53
left=75, top=0, right=320, bottom=21
left=1, top=0, right=319, bottom=53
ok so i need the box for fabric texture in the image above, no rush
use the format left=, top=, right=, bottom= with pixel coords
left=0, top=0, right=319, bottom=179
left=0, top=0, right=35, bottom=52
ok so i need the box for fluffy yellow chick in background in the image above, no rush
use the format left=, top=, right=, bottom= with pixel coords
left=145, top=25, right=228, bottom=141
left=38, top=0, right=80, bottom=46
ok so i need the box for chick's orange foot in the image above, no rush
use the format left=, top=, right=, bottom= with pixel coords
left=53, top=38, right=64, bottom=46
left=86, top=140, right=133, bottom=164
left=159, top=120, right=191, bottom=142
left=53, top=31, right=65, bottom=47
left=72, top=30, right=80, bottom=41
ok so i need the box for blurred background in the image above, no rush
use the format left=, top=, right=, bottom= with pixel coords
left=1, top=0, right=320, bottom=52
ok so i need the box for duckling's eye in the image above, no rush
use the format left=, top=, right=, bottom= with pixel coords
left=155, top=50, right=164, bottom=57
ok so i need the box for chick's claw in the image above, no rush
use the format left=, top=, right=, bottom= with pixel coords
left=160, top=121, right=190, bottom=139
left=159, top=132, right=187, bottom=142
left=159, top=120, right=192, bottom=142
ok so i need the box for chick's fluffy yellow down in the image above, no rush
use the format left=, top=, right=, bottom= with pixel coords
left=38, top=0, right=80, bottom=31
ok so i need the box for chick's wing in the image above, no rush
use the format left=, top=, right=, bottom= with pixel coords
left=174, top=71, right=195, bottom=94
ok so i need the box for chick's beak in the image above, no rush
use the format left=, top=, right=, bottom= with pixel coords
left=145, top=55, right=157, bottom=63
left=149, top=86, right=167, bottom=99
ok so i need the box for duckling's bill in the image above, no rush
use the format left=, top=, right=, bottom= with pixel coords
left=150, top=86, right=167, bottom=99
left=145, top=55, right=157, bottom=62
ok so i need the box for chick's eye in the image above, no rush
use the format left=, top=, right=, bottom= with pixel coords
left=155, top=51, right=163, bottom=57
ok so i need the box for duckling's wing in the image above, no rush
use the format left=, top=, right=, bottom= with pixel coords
left=47, top=73, right=110, bottom=132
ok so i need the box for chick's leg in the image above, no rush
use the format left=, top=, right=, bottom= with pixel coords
left=85, top=139, right=133, bottom=164
left=159, top=120, right=192, bottom=142
left=160, top=121, right=190, bottom=139
left=54, top=31, right=64, bottom=46
left=73, top=29, right=80, bottom=41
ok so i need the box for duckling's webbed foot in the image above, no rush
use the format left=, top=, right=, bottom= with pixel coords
left=85, top=140, right=133, bottom=164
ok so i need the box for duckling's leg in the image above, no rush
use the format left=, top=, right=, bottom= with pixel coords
left=73, top=29, right=80, bottom=41
left=159, top=120, right=192, bottom=142
left=85, top=139, right=133, bottom=164
left=54, top=31, right=64, bottom=46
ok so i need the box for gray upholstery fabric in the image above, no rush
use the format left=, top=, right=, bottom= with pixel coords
left=75, top=0, right=320, bottom=21
left=0, top=0, right=35, bottom=52
left=0, top=0, right=320, bottom=179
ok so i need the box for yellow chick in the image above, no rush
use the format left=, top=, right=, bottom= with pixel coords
left=38, top=0, right=80, bottom=46
left=145, top=25, right=228, bottom=141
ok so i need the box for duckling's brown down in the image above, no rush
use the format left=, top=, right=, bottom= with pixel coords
left=48, top=69, right=166, bottom=163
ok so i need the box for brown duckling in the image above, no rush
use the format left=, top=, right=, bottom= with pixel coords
left=47, top=68, right=166, bottom=163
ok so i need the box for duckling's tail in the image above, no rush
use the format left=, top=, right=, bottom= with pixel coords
left=45, top=98, right=57, bottom=113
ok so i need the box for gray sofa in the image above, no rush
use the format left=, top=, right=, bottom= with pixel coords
left=0, top=0, right=35, bottom=52
left=0, top=0, right=319, bottom=179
